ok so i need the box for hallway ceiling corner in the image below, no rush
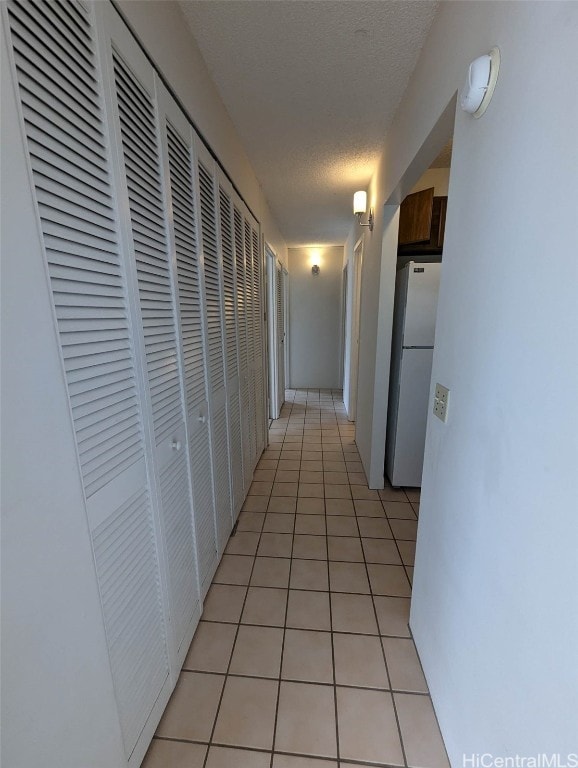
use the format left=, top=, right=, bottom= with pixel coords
left=179, top=0, right=439, bottom=246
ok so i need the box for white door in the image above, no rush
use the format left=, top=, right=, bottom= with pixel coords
left=347, top=237, right=364, bottom=421
left=234, top=204, right=253, bottom=488
left=276, top=262, right=286, bottom=412
left=196, top=143, right=233, bottom=555
left=6, top=2, right=172, bottom=759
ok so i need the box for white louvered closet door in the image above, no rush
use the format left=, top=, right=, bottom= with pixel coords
left=218, top=174, right=245, bottom=516
left=276, top=261, right=286, bottom=414
left=4, top=0, right=170, bottom=761
left=158, top=86, right=218, bottom=597
left=195, top=141, right=234, bottom=553
left=251, top=219, right=267, bottom=458
left=233, top=202, right=253, bottom=488
left=244, top=217, right=258, bottom=465
left=99, top=5, right=202, bottom=672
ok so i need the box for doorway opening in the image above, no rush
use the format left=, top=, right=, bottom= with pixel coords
left=266, top=244, right=287, bottom=419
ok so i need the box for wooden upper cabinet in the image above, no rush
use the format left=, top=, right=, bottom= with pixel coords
left=398, top=193, right=448, bottom=255
left=398, top=187, right=434, bottom=245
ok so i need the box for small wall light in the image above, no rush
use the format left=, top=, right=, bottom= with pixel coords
left=460, top=47, right=500, bottom=118
left=312, top=264, right=320, bottom=275
left=353, top=190, right=374, bottom=231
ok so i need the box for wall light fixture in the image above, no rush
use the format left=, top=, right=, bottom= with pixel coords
left=312, top=264, right=320, bottom=275
left=353, top=190, right=374, bottom=231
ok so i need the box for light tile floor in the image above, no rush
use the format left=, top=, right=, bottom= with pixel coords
left=144, top=389, right=449, bottom=768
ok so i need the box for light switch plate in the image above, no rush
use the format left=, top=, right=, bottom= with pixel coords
left=433, top=383, right=450, bottom=422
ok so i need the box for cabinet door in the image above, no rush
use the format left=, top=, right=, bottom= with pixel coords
left=196, top=143, right=234, bottom=553
left=398, top=187, right=434, bottom=245
left=251, top=222, right=266, bottom=458
left=234, top=203, right=253, bottom=488
left=5, top=1, right=170, bottom=760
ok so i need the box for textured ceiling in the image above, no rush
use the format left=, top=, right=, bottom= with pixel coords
left=180, top=1, right=439, bottom=246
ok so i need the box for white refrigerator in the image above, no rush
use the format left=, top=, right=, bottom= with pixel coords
left=385, top=261, right=441, bottom=487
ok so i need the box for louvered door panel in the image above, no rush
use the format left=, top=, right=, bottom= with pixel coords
left=5, top=1, right=170, bottom=760
left=234, top=204, right=252, bottom=487
left=108, top=32, right=202, bottom=663
left=244, top=218, right=257, bottom=465
left=251, top=224, right=266, bottom=457
left=219, top=182, right=244, bottom=514
left=164, top=111, right=217, bottom=593
left=198, top=150, right=233, bottom=551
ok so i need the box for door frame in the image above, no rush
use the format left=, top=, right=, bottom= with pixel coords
left=345, top=235, right=364, bottom=421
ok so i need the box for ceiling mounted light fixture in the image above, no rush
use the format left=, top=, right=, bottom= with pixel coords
left=353, top=190, right=374, bottom=231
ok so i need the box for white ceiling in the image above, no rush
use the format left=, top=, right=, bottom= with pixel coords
left=180, top=1, right=439, bottom=246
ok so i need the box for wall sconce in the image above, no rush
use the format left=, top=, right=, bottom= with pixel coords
left=312, top=264, right=320, bottom=275
left=353, top=190, right=374, bottom=231
left=460, top=47, right=500, bottom=117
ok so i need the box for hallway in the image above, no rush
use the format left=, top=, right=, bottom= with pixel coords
left=144, top=390, right=448, bottom=768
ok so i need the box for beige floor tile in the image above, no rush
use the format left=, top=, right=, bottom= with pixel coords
left=350, top=485, right=380, bottom=500
left=275, top=681, right=337, bottom=758
left=258, top=532, right=293, bottom=558
left=225, top=531, right=259, bottom=556
left=268, top=497, right=297, bottom=514
left=273, top=755, right=337, bottom=768
left=345, top=461, right=364, bottom=473
left=373, top=596, right=411, bottom=637
left=229, top=624, right=284, bottom=678
left=295, top=515, right=326, bottom=535
left=257, top=459, right=278, bottom=471
left=357, top=516, right=393, bottom=538
left=298, top=482, right=325, bottom=498
left=142, top=739, right=206, bottom=768
left=241, top=586, right=287, bottom=627
left=354, top=499, right=386, bottom=517
left=328, top=561, right=370, bottom=594
left=326, top=516, right=358, bottom=537
left=333, top=633, right=389, bottom=688
left=330, top=593, right=378, bottom=634
left=273, top=481, right=299, bottom=497
left=183, top=621, right=237, bottom=672
left=301, top=460, right=323, bottom=471
left=362, top=538, right=402, bottom=565
left=286, top=589, right=331, bottom=630
left=347, top=472, right=367, bottom=484
left=394, top=693, right=450, bottom=768
left=336, top=687, right=403, bottom=765
left=367, top=564, right=412, bottom=597
left=327, top=536, right=364, bottom=562
left=323, top=461, right=346, bottom=472
left=404, top=488, right=421, bottom=502
left=275, top=470, right=300, bottom=483
left=302, top=450, right=322, bottom=460
left=293, top=534, right=327, bottom=560
left=324, top=484, right=351, bottom=499
left=397, top=539, right=416, bottom=566
left=300, top=470, right=324, bottom=484
left=390, top=518, right=418, bottom=540
left=296, top=497, right=325, bottom=515
left=251, top=556, right=291, bottom=588
left=206, top=746, right=270, bottom=768
left=262, top=449, right=281, bottom=459
left=249, top=481, right=273, bottom=496
left=406, top=566, right=414, bottom=585
left=282, top=628, right=334, bottom=683
left=213, top=676, right=278, bottom=750
left=263, top=513, right=295, bottom=534
left=323, top=450, right=344, bottom=461
left=156, top=671, right=224, bottom=741
left=243, top=496, right=269, bottom=513
left=411, top=502, right=420, bottom=516
left=202, top=584, right=247, bottom=623
left=214, top=554, right=254, bottom=585
left=325, top=498, right=354, bottom=516
left=383, top=500, right=417, bottom=519
left=254, top=468, right=276, bottom=482
left=379, top=485, right=408, bottom=502
left=237, top=511, right=266, bottom=532
left=290, top=559, right=329, bottom=591
left=382, top=637, right=428, bottom=692
left=278, top=459, right=300, bottom=471
left=280, top=450, right=301, bottom=461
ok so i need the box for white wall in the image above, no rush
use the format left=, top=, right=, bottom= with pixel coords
left=116, top=0, right=288, bottom=267
left=288, top=246, right=344, bottom=389
left=411, top=166, right=450, bottom=196
left=352, top=0, right=578, bottom=761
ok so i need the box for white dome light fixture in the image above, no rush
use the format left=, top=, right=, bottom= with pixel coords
left=460, top=47, right=500, bottom=118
